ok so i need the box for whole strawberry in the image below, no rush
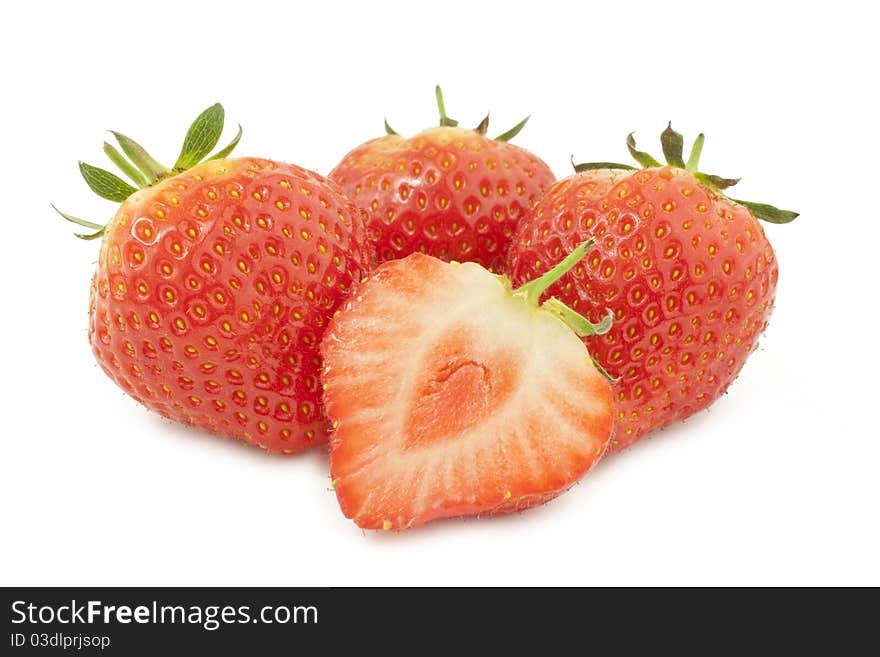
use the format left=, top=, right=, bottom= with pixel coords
left=329, top=86, right=555, bottom=272
left=56, top=104, right=374, bottom=453
left=507, top=125, right=797, bottom=450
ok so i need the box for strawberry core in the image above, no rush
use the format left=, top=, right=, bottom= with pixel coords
left=403, top=328, right=520, bottom=448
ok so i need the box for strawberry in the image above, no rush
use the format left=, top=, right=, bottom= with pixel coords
left=321, top=241, right=614, bottom=530
left=55, top=104, right=374, bottom=453
left=507, top=125, right=797, bottom=451
left=328, top=86, right=555, bottom=273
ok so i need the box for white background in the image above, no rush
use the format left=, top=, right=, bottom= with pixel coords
left=2, top=0, right=877, bottom=586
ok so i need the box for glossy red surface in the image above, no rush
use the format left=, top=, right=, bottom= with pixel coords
left=89, top=158, right=374, bottom=453
left=508, top=166, right=778, bottom=449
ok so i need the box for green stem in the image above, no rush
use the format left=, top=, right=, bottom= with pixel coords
left=514, top=239, right=595, bottom=305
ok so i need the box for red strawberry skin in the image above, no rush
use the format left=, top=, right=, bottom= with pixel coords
left=88, top=157, right=374, bottom=453
left=329, top=127, right=555, bottom=272
left=507, top=166, right=778, bottom=450
left=322, top=254, right=614, bottom=530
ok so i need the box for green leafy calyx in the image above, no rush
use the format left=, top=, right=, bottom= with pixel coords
left=55, top=103, right=242, bottom=239
left=572, top=123, right=798, bottom=224
left=382, top=86, right=531, bottom=143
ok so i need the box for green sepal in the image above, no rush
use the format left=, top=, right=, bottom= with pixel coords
left=660, top=122, right=686, bottom=168
left=383, top=117, right=399, bottom=136
left=110, top=131, right=168, bottom=182
left=51, top=204, right=106, bottom=240
left=728, top=198, right=799, bottom=224
left=495, top=115, right=529, bottom=142
left=511, top=240, right=616, bottom=353
left=208, top=124, right=242, bottom=160
left=57, top=103, right=245, bottom=243
left=103, top=142, right=149, bottom=187
left=474, top=113, right=490, bottom=135
left=571, top=156, right=637, bottom=173
left=626, top=133, right=661, bottom=168
left=78, top=162, right=137, bottom=202
left=435, top=85, right=459, bottom=127
left=51, top=204, right=103, bottom=230
left=686, top=133, right=705, bottom=171
left=587, top=126, right=798, bottom=225
left=695, top=172, right=741, bottom=190
left=515, top=239, right=596, bottom=305
left=175, top=103, right=225, bottom=170
left=74, top=227, right=106, bottom=240
left=543, top=298, right=614, bottom=337
left=590, top=356, right=620, bottom=384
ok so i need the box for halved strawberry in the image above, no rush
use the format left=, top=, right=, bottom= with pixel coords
left=321, top=241, right=615, bottom=530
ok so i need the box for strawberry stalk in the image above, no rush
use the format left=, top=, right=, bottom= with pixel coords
left=512, top=239, right=616, bottom=382
left=513, top=239, right=614, bottom=338
left=515, top=240, right=594, bottom=305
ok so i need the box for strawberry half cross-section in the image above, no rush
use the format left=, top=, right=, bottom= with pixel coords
left=321, top=241, right=615, bottom=530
